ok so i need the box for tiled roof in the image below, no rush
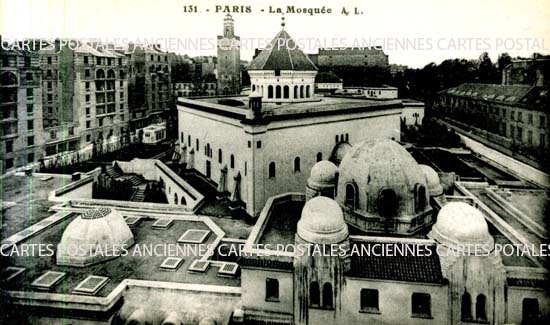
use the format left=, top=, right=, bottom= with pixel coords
left=239, top=256, right=294, bottom=270
left=507, top=277, right=549, bottom=288
left=346, top=241, right=446, bottom=284
left=248, top=29, right=317, bottom=71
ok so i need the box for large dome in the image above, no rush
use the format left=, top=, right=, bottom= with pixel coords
left=56, top=208, right=134, bottom=267
left=336, top=139, right=430, bottom=234
left=297, top=196, right=348, bottom=244
left=309, top=160, right=338, bottom=188
left=430, top=202, right=493, bottom=250
left=419, top=164, right=444, bottom=197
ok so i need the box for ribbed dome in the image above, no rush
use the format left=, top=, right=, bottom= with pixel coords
left=56, top=208, right=134, bottom=267
left=297, top=196, right=348, bottom=244
left=430, top=202, right=493, bottom=250
left=329, top=141, right=352, bottom=166
left=308, top=160, right=338, bottom=188
left=419, top=164, right=443, bottom=197
left=336, top=139, right=429, bottom=222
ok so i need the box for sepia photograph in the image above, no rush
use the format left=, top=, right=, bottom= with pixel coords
left=0, top=0, right=549, bottom=324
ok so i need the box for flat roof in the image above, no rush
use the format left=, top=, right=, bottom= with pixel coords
left=1, top=174, right=73, bottom=239
left=1, top=215, right=239, bottom=297
left=178, top=95, right=403, bottom=122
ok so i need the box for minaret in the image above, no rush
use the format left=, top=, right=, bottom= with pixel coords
left=217, top=14, right=241, bottom=95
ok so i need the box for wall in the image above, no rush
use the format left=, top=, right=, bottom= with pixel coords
left=402, top=104, right=425, bottom=126
left=461, top=134, right=549, bottom=187
left=507, top=286, right=550, bottom=324
left=241, top=267, right=294, bottom=315
left=331, top=278, right=449, bottom=325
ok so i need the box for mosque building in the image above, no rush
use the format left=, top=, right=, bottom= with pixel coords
left=177, top=19, right=403, bottom=217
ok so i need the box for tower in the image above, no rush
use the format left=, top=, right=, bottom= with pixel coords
left=217, top=14, right=241, bottom=95
left=294, top=197, right=350, bottom=325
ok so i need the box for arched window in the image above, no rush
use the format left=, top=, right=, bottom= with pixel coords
left=283, top=85, right=289, bottom=99
left=196, top=139, right=199, bottom=150
left=294, top=85, right=298, bottom=98
left=322, top=283, right=333, bottom=309
left=414, top=184, right=427, bottom=212
left=462, top=292, right=472, bottom=321
left=230, top=155, right=235, bottom=169
left=265, top=278, right=279, bottom=301
left=107, top=69, right=115, bottom=79
left=180, top=196, right=186, bottom=205
left=269, top=162, right=276, bottom=178
left=309, top=281, right=320, bottom=307
left=345, top=183, right=357, bottom=208
left=294, top=157, right=301, bottom=172
left=335, top=135, right=339, bottom=144
left=316, top=152, right=322, bottom=162
left=218, top=149, right=223, bottom=163
left=174, top=193, right=178, bottom=205
left=306, top=85, right=310, bottom=98
left=267, top=85, right=273, bottom=98
left=476, top=294, right=487, bottom=321
left=252, top=84, right=256, bottom=92
left=300, top=85, right=304, bottom=98
left=275, top=85, right=281, bottom=99
left=379, top=189, right=397, bottom=218
left=96, top=69, right=105, bottom=79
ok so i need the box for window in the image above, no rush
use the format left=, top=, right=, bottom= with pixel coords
left=84, top=56, right=89, bottom=64
left=5, top=140, right=13, bottom=153
left=316, top=152, right=322, bottom=162
left=411, top=293, right=431, bottom=318
left=360, top=289, right=379, bottom=313
left=276, top=85, right=281, bottom=99
left=196, top=139, right=199, bottom=150
left=230, top=155, right=235, bottom=168
left=85, top=69, right=90, bottom=77
left=294, top=157, right=301, bottom=172
left=269, top=162, right=276, bottom=178
left=540, top=115, right=546, bottom=128
left=27, top=104, right=33, bottom=115
left=528, top=131, right=533, bottom=145
left=322, top=283, right=333, bottom=309
left=248, top=141, right=251, bottom=148
left=28, top=153, right=34, bottom=163
left=517, top=127, right=523, bottom=141
left=5, top=158, right=14, bottom=169
left=188, top=135, right=191, bottom=147
left=86, top=107, right=90, bottom=116
left=27, top=120, right=34, bottom=131
left=265, top=278, right=279, bottom=302
left=379, top=189, right=397, bottom=220
left=309, top=282, right=320, bottom=307
left=522, top=298, right=540, bottom=324
left=28, top=136, right=34, bottom=146
left=174, top=193, right=178, bottom=205
left=345, top=183, right=356, bottom=208
left=268, top=85, right=273, bottom=98
left=518, top=112, right=523, bottom=122
left=86, top=94, right=90, bottom=102
left=528, top=113, right=533, bottom=125
left=283, top=85, right=289, bottom=99
left=218, top=149, right=222, bottom=163
left=476, top=294, right=487, bottom=321
left=461, top=292, right=472, bottom=321
left=257, top=141, right=261, bottom=149
left=541, top=133, right=546, bottom=148
left=99, top=118, right=103, bottom=127
left=414, top=184, right=427, bottom=212
left=86, top=134, right=91, bottom=142
left=335, top=135, right=339, bottom=143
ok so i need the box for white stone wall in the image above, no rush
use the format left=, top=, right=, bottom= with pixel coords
left=507, top=286, right=550, bottom=324
left=179, top=104, right=401, bottom=216
left=241, top=267, right=294, bottom=314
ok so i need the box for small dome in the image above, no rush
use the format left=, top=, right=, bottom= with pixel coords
left=430, top=202, right=493, bottom=249
left=308, top=160, right=338, bottom=188
left=297, top=196, right=348, bottom=244
left=56, top=208, right=134, bottom=267
left=419, top=164, right=443, bottom=196
left=329, top=141, right=352, bottom=166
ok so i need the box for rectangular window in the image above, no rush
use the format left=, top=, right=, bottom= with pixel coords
left=257, top=141, right=262, bottom=149
left=86, top=134, right=91, bottom=142
left=85, top=69, right=90, bottom=77
left=518, top=112, right=523, bottom=122
left=28, top=153, right=34, bottom=163
left=99, top=118, right=103, bottom=127
left=411, top=293, right=431, bottom=318
left=517, top=127, right=523, bottom=141
left=86, top=107, right=90, bottom=116
left=27, top=104, right=33, bottom=115
left=265, top=278, right=279, bottom=302
left=6, top=140, right=13, bottom=153
left=27, top=88, right=33, bottom=98
left=86, top=121, right=91, bottom=129
left=28, top=136, right=34, bottom=146
left=86, top=94, right=90, bottom=102
left=84, top=56, right=89, bottom=64
left=360, top=289, right=379, bottom=313
left=5, top=158, right=14, bottom=169
left=540, top=115, right=546, bottom=128
left=511, top=111, right=515, bottom=121
left=528, top=113, right=533, bottom=125
left=27, top=120, right=34, bottom=131
left=528, top=131, right=533, bottom=145
left=86, top=82, right=90, bottom=90
left=541, top=134, right=546, bottom=148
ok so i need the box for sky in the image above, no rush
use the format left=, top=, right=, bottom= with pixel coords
left=1, top=0, right=549, bottom=68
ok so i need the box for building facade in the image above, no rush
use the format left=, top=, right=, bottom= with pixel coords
left=217, top=14, right=241, bottom=95
left=1, top=46, right=43, bottom=173
left=432, top=83, right=549, bottom=168
left=126, top=45, right=173, bottom=134
left=310, top=47, right=389, bottom=68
